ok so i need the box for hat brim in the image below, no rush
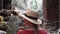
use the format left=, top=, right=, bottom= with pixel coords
left=21, top=14, right=42, bottom=24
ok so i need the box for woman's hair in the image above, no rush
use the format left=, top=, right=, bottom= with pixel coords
left=31, top=23, right=38, bottom=30
left=11, top=11, right=18, bottom=15
left=1, top=11, right=11, bottom=17
left=23, top=18, right=38, bottom=30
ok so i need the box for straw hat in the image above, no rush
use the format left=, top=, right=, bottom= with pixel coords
left=21, top=9, right=42, bottom=24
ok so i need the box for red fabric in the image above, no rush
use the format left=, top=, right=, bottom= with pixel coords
left=17, top=30, right=47, bottom=34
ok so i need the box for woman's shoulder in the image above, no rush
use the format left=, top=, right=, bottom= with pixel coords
left=18, top=30, right=24, bottom=32
left=17, top=30, right=24, bottom=33
left=17, top=30, right=27, bottom=34
left=38, top=29, right=47, bottom=34
left=17, top=30, right=35, bottom=34
left=18, top=30, right=30, bottom=32
left=17, top=30, right=27, bottom=33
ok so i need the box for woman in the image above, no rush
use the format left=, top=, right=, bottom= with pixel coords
left=7, top=10, right=22, bottom=34
left=17, top=9, right=47, bottom=34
